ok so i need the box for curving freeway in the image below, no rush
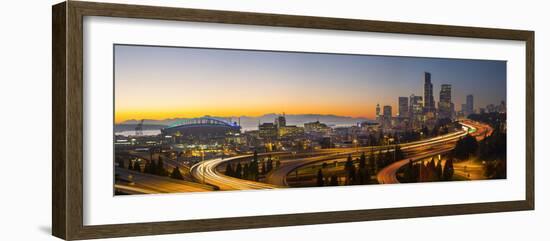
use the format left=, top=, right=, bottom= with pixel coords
left=376, top=120, right=493, bottom=184
left=189, top=120, right=492, bottom=190
left=190, top=155, right=282, bottom=190
left=115, top=168, right=214, bottom=194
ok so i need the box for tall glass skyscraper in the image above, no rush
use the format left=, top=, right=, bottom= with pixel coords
left=423, top=72, right=435, bottom=113
left=438, top=84, right=453, bottom=119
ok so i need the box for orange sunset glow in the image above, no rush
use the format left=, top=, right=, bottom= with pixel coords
left=114, top=44, right=506, bottom=124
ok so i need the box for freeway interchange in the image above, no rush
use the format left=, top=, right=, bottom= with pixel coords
left=189, top=120, right=492, bottom=191
left=116, top=120, right=492, bottom=194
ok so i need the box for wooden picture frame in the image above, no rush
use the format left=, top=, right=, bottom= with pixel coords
left=52, top=1, right=534, bottom=240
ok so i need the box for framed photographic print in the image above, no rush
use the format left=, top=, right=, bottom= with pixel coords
left=52, top=1, right=534, bottom=240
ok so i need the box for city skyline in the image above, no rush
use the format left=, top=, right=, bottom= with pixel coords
left=115, top=44, right=506, bottom=123
left=114, top=44, right=507, bottom=195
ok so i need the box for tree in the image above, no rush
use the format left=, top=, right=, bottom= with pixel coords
left=359, top=152, right=366, bottom=169
left=485, top=160, right=506, bottom=179
left=133, top=161, right=141, bottom=172
left=146, top=159, right=157, bottom=174
left=421, top=125, right=429, bottom=138
left=156, top=156, right=167, bottom=176
left=384, top=149, right=393, bottom=165
left=170, top=166, right=184, bottom=180
left=442, top=158, right=455, bottom=181
left=261, top=162, right=266, bottom=175
left=253, top=150, right=258, bottom=162
left=116, top=157, right=125, bottom=169
left=346, top=154, right=352, bottom=166
left=249, top=159, right=259, bottom=180
left=394, top=145, right=404, bottom=161
left=316, top=169, right=324, bottom=187
left=376, top=150, right=385, bottom=171
left=358, top=153, right=369, bottom=184
left=347, top=162, right=357, bottom=185
left=225, top=163, right=234, bottom=177
left=403, top=159, right=415, bottom=183
left=243, top=163, right=250, bottom=180
left=266, top=156, right=273, bottom=173
left=235, top=163, right=242, bottom=178
left=368, top=151, right=376, bottom=173
left=454, top=134, right=479, bottom=160
left=344, top=155, right=354, bottom=184
left=329, top=175, right=338, bottom=186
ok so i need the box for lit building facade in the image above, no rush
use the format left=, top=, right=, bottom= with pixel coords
left=304, top=121, right=331, bottom=134
left=382, top=105, right=392, bottom=128
left=278, top=125, right=305, bottom=138
left=463, top=94, right=474, bottom=116
left=258, top=123, right=278, bottom=140
left=275, top=113, right=286, bottom=128
left=423, top=72, right=436, bottom=114
left=409, top=94, right=423, bottom=129
left=438, top=84, right=453, bottom=120
left=398, top=96, right=409, bottom=117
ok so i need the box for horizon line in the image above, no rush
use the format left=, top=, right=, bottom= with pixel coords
left=115, top=113, right=374, bottom=124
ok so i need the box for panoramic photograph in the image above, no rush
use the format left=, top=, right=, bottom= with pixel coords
left=113, top=44, right=507, bottom=195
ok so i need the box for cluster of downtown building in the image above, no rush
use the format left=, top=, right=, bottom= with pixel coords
left=376, top=72, right=505, bottom=131
left=246, top=71, right=506, bottom=152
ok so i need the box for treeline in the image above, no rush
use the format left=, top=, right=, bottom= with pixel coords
left=478, top=131, right=507, bottom=179
left=224, top=151, right=281, bottom=181
left=453, top=134, right=479, bottom=160
left=119, top=155, right=184, bottom=181
left=317, top=147, right=405, bottom=186
left=468, top=112, right=506, bottom=132
left=467, top=113, right=506, bottom=179
left=401, top=130, right=506, bottom=182
left=401, top=157, right=455, bottom=183
left=454, top=132, right=506, bottom=179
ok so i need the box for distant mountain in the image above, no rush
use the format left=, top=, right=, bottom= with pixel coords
left=118, top=114, right=373, bottom=131
left=114, top=123, right=168, bottom=133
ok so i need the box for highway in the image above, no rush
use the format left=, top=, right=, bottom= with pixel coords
left=115, top=167, right=214, bottom=194
left=267, top=129, right=465, bottom=186
left=190, top=120, right=491, bottom=190
left=191, top=145, right=410, bottom=189
left=190, top=156, right=281, bottom=190
left=376, top=120, right=493, bottom=184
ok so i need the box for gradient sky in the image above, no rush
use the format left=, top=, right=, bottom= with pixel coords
left=114, top=44, right=506, bottom=123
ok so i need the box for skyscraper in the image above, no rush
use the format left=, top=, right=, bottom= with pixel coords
left=375, top=103, right=381, bottom=123
left=423, top=72, right=435, bottom=113
left=398, top=97, right=409, bottom=118
left=409, top=94, right=423, bottom=129
left=275, top=113, right=286, bottom=128
left=438, top=84, right=453, bottom=119
left=465, top=94, right=474, bottom=116
left=383, top=105, right=392, bottom=128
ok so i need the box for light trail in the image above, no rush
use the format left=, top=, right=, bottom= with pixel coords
left=376, top=120, right=493, bottom=184
left=115, top=168, right=213, bottom=194
left=190, top=120, right=492, bottom=190
left=190, top=155, right=281, bottom=190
